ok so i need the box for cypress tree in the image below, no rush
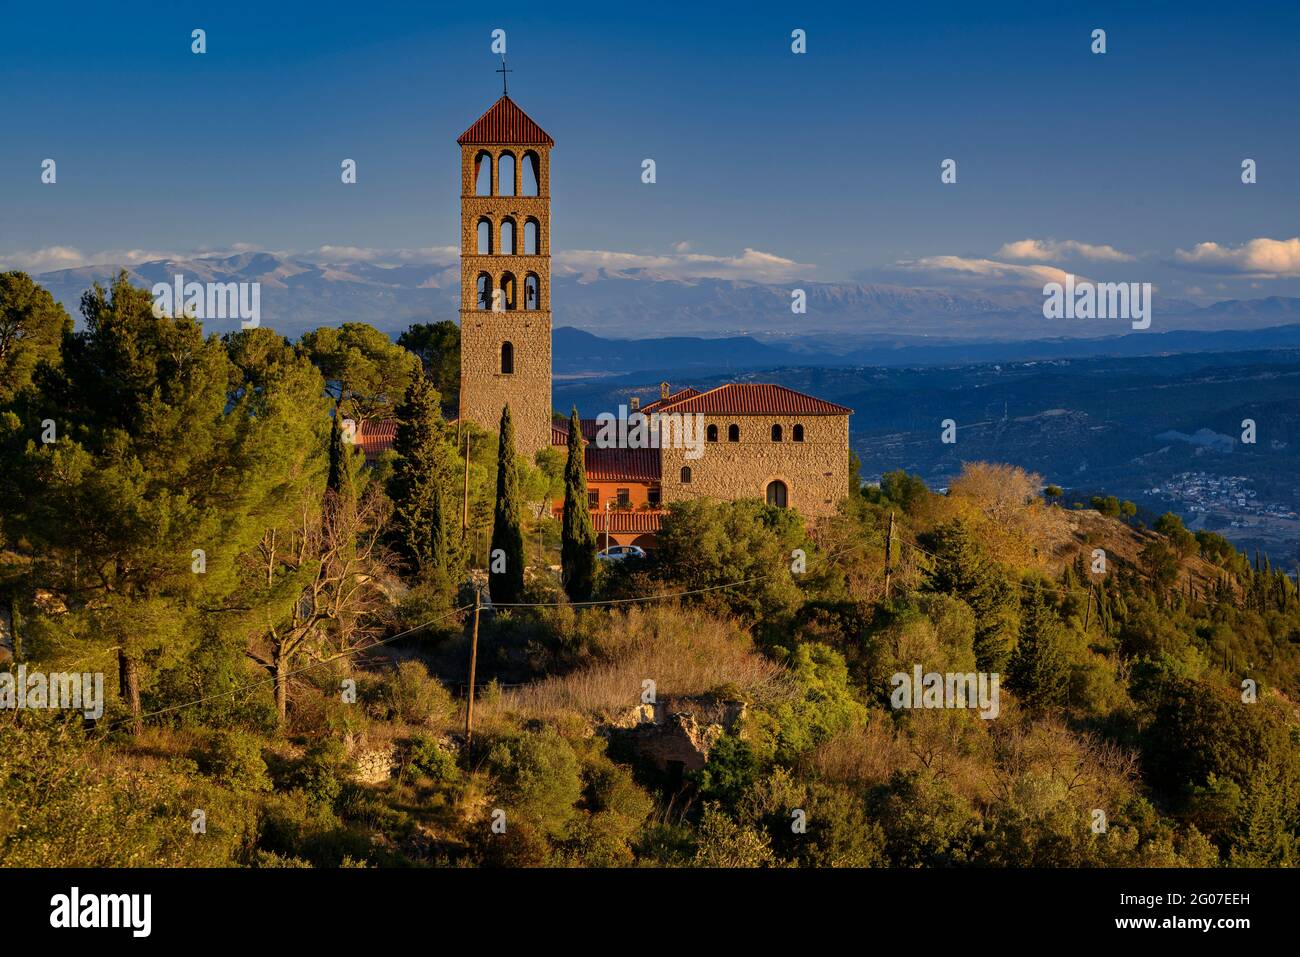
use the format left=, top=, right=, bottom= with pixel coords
left=561, top=406, right=598, bottom=601
left=1008, top=581, right=1069, bottom=710
left=489, top=405, right=525, bottom=604
left=327, top=411, right=344, bottom=494
left=389, top=370, right=452, bottom=578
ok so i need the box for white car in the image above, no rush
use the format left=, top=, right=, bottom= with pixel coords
left=597, top=545, right=647, bottom=562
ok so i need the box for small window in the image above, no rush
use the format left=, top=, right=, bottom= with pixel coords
left=793, top=424, right=805, bottom=442
left=500, top=341, right=514, bottom=375
left=648, top=487, right=661, bottom=507
left=474, top=151, right=492, bottom=195
left=524, top=218, right=539, bottom=255
left=477, top=218, right=493, bottom=254
left=525, top=273, right=539, bottom=310
left=588, top=490, right=599, bottom=509
left=476, top=273, right=492, bottom=310
left=771, top=424, right=783, bottom=442
left=706, top=424, right=718, bottom=443
left=501, top=219, right=516, bottom=255
left=680, top=466, right=692, bottom=484
left=727, top=424, right=740, bottom=442
left=766, top=480, right=788, bottom=508
left=617, top=488, right=630, bottom=508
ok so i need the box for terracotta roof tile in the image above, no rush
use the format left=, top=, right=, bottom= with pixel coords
left=594, top=510, right=664, bottom=533
left=551, top=507, right=665, bottom=533
left=458, top=95, right=554, bottom=146
left=641, top=387, right=700, bottom=414
left=654, top=382, right=851, bottom=416
left=586, top=446, right=661, bottom=483
left=355, top=419, right=397, bottom=460
left=551, top=418, right=661, bottom=482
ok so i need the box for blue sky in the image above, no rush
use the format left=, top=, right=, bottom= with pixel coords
left=2, top=0, right=1298, bottom=299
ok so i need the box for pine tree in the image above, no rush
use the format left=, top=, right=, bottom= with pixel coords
left=1008, top=581, right=1069, bottom=709
left=926, top=519, right=1016, bottom=670
left=560, top=406, right=598, bottom=601
left=389, top=370, right=454, bottom=578
left=489, top=405, right=525, bottom=604
left=11, top=275, right=297, bottom=732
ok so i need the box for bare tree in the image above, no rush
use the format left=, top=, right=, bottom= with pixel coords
left=242, top=487, right=396, bottom=723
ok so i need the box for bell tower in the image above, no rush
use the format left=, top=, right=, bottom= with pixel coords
left=456, top=90, right=554, bottom=460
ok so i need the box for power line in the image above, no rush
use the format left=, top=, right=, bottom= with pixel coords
left=101, top=603, right=472, bottom=731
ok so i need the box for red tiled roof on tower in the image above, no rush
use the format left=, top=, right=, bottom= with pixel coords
left=457, top=95, right=554, bottom=146
left=652, top=383, right=852, bottom=416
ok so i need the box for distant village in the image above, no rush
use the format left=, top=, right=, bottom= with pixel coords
left=1147, top=470, right=1299, bottom=527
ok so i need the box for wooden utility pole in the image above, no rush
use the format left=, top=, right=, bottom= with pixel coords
left=465, top=588, right=481, bottom=746
left=884, top=511, right=895, bottom=599
left=462, top=432, right=471, bottom=532
left=604, top=501, right=611, bottom=556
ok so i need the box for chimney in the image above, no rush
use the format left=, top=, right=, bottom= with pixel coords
left=659, top=381, right=670, bottom=399
left=629, top=396, right=640, bottom=411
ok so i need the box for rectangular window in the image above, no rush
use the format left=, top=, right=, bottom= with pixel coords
left=617, top=488, right=630, bottom=508
left=648, top=487, right=661, bottom=507
left=588, top=491, right=599, bottom=509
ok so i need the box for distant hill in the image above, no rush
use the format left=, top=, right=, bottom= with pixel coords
left=554, top=324, right=1300, bottom=375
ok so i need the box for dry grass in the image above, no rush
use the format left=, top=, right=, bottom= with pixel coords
left=480, top=604, right=789, bottom=722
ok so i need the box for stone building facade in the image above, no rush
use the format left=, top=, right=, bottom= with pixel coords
left=353, top=92, right=856, bottom=548
left=652, top=384, right=852, bottom=518
left=456, top=96, right=554, bottom=460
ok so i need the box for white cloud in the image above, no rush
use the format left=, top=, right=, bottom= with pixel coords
left=556, top=247, right=813, bottom=282
left=894, top=255, right=1080, bottom=287
left=997, top=238, right=1134, bottom=262
left=1173, top=237, right=1300, bottom=277
left=0, top=246, right=183, bottom=272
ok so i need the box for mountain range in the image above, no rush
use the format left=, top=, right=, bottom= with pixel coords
left=29, top=251, right=1300, bottom=347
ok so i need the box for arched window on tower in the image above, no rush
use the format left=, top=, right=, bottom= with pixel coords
left=793, top=424, right=805, bottom=442
left=766, top=480, right=788, bottom=508
left=525, top=273, right=539, bottom=311
left=524, top=218, right=539, bottom=255
left=476, top=272, right=493, bottom=311
left=500, top=341, right=514, bottom=375
left=501, top=218, right=516, bottom=255
left=521, top=151, right=540, bottom=196
left=728, top=424, right=740, bottom=442
left=680, top=466, right=692, bottom=484
left=771, top=424, right=783, bottom=442
left=706, top=424, right=718, bottom=443
left=498, top=152, right=516, bottom=196
left=474, top=151, right=492, bottom=196
left=499, top=272, right=517, bottom=311
left=477, top=218, right=493, bottom=255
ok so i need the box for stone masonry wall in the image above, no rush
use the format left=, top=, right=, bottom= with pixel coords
left=658, top=413, right=849, bottom=518
left=458, top=142, right=553, bottom=460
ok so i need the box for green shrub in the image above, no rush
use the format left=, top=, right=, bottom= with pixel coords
left=206, top=730, right=272, bottom=793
